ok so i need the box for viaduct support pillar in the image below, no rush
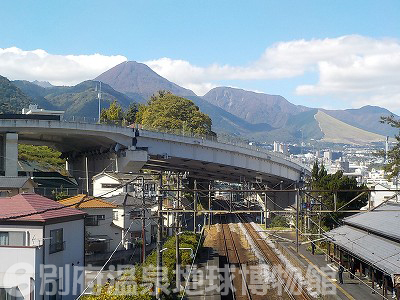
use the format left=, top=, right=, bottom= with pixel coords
left=3, top=133, right=18, bottom=177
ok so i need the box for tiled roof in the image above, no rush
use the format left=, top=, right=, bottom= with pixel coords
left=58, top=194, right=117, bottom=209
left=0, top=193, right=85, bottom=223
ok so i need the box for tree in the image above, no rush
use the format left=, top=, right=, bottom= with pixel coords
left=125, top=102, right=139, bottom=124
left=311, top=162, right=367, bottom=229
left=140, top=91, right=216, bottom=136
left=100, top=100, right=124, bottom=125
left=380, top=115, right=400, bottom=179
left=18, top=144, right=65, bottom=172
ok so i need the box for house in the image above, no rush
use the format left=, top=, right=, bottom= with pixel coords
left=0, top=193, right=86, bottom=300
left=92, top=172, right=157, bottom=199
left=0, top=176, right=36, bottom=197
left=29, top=172, right=79, bottom=199
left=104, top=192, right=155, bottom=249
left=361, top=182, right=398, bottom=210
left=58, top=195, right=121, bottom=256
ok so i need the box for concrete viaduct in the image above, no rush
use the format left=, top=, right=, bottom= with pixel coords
left=0, top=118, right=309, bottom=196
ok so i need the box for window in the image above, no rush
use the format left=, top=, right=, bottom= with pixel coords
left=49, top=229, right=64, bottom=254
left=85, top=216, right=99, bottom=226
left=0, top=232, right=9, bottom=246
left=97, top=215, right=105, bottom=221
left=129, top=210, right=142, bottom=219
left=0, top=231, right=26, bottom=246
left=101, top=183, right=120, bottom=189
left=113, top=211, right=119, bottom=221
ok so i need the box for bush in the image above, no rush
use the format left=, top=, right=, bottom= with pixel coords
left=269, top=215, right=289, bottom=228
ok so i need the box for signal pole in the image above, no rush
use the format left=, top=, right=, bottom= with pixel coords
left=175, top=173, right=181, bottom=292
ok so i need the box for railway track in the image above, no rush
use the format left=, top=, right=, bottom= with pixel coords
left=219, top=214, right=252, bottom=300
left=236, top=213, right=313, bottom=300
left=214, top=198, right=313, bottom=299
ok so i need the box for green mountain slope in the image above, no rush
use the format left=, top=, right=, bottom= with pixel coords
left=14, top=80, right=136, bottom=118
left=315, top=110, right=386, bottom=144
left=323, top=106, right=399, bottom=137
left=0, top=76, right=32, bottom=113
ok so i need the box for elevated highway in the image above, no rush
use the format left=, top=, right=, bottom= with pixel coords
left=0, top=118, right=309, bottom=192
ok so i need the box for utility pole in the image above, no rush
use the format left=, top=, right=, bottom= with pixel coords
left=141, top=177, right=146, bottom=264
left=208, top=182, right=212, bottom=229
left=97, top=81, right=102, bottom=123
left=193, top=179, right=197, bottom=233
left=175, top=173, right=181, bottom=292
left=156, top=173, right=163, bottom=300
left=264, top=192, right=268, bottom=226
left=85, top=156, right=89, bottom=195
left=296, top=185, right=300, bottom=253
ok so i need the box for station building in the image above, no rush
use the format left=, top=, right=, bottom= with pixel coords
left=325, top=202, right=400, bottom=298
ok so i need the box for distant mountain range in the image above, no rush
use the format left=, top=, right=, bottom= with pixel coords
left=0, top=60, right=398, bottom=144
left=12, top=79, right=132, bottom=117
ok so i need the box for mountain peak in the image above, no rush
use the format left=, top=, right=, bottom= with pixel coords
left=32, top=80, right=54, bottom=88
left=203, top=86, right=311, bottom=127
left=94, top=60, right=196, bottom=101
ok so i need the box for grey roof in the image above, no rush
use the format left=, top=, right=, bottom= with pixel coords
left=103, top=192, right=147, bottom=208
left=343, top=202, right=400, bottom=242
left=325, top=225, right=400, bottom=276
left=93, top=172, right=157, bottom=183
left=0, top=176, right=30, bottom=188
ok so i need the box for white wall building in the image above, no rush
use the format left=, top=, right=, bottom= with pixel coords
left=104, top=193, right=155, bottom=249
left=0, top=193, right=85, bottom=300
left=22, top=105, right=64, bottom=119
left=361, top=183, right=399, bottom=210
left=58, top=195, right=122, bottom=254
left=92, top=172, right=157, bottom=199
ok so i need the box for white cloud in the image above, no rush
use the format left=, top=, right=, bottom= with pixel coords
left=2, top=36, right=400, bottom=111
left=145, top=35, right=400, bottom=109
left=0, top=47, right=127, bottom=85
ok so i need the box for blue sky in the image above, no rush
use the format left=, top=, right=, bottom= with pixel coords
left=1, top=0, right=400, bottom=112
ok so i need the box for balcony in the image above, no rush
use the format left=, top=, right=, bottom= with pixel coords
left=49, top=241, right=65, bottom=254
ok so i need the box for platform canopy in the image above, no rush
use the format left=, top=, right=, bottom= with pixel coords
left=325, top=202, right=400, bottom=278
left=325, top=225, right=400, bottom=277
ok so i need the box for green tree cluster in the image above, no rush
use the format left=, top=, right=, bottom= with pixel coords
left=269, top=215, right=289, bottom=228
left=136, top=91, right=216, bottom=137
left=83, top=231, right=200, bottom=299
left=100, top=101, right=139, bottom=125
left=18, top=144, right=65, bottom=172
left=311, top=161, right=367, bottom=229
left=379, top=115, right=400, bottom=180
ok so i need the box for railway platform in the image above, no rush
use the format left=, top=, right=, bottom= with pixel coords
left=184, top=245, right=221, bottom=300
left=275, top=231, right=388, bottom=299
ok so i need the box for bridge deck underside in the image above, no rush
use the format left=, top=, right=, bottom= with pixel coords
left=145, top=156, right=293, bottom=186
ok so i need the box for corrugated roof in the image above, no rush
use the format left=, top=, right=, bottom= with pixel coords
left=0, top=177, right=31, bottom=188
left=0, top=193, right=85, bottom=223
left=325, top=225, right=400, bottom=276
left=343, top=202, right=400, bottom=242
left=59, top=194, right=117, bottom=209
